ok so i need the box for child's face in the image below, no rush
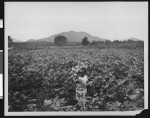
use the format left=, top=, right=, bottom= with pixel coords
left=78, top=68, right=86, bottom=77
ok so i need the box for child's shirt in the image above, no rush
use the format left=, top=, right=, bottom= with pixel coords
left=76, top=75, right=88, bottom=102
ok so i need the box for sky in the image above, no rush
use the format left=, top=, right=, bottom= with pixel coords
left=5, top=2, right=148, bottom=41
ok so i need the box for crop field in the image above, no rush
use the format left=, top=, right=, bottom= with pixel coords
left=8, top=46, right=144, bottom=111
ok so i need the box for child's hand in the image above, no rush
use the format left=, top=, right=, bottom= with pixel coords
left=88, top=81, right=93, bottom=86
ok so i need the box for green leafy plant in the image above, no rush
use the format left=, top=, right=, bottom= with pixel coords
left=8, top=47, right=144, bottom=111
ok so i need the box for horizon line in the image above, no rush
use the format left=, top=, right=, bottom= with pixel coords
left=8, top=30, right=143, bottom=42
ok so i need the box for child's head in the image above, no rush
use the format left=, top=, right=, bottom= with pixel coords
left=78, top=67, right=87, bottom=77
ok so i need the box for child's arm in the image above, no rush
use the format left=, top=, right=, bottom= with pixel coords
left=86, top=76, right=93, bottom=86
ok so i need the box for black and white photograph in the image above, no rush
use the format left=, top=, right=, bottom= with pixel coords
left=5, top=2, right=148, bottom=116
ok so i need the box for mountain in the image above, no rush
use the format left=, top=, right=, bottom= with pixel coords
left=13, top=38, right=24, bottom=42
left=26, top=31, right=107, bottom=42
left=27, top=39, right=37, bottom=42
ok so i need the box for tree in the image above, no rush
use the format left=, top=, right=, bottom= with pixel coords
left=105, top=40, right=112, bottom=45
left=54, top=35, right=68, bottom=46
left=113, top=40, right=120, bottom=44
left=8, top=35, right=13, bottom=47
left=91, top=40, right=98, bottom=45
left=82, top=36, right=90, bottom=46
left=136, top=41, right=144, bottom=48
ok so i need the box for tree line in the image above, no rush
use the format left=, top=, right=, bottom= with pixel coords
left=53, top=35, right=144, bottom=49
left=8, top=35, right=144, bottom=49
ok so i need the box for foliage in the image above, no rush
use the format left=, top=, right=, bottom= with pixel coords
left=90, top=40, right=144, bottom=49
left=8, top=35, right=13, bottom=47
left=82, top=36, right=90, bottom=46
left=54, top=35, right=68, bottom=46
left=136, top=41, right=144, bottom=49
left=8, top=47, right=144, bottom=111
left=11, top=39, right=144, bottom=50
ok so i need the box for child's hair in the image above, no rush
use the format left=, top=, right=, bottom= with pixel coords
left=78, top=67, right=87, bottom=77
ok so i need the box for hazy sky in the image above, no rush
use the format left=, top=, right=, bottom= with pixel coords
left=5, top=2, right=148, bottom=41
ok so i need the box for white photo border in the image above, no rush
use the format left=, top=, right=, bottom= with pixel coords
left=4, top=1, right=148, bottom=116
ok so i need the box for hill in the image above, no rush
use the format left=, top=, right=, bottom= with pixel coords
left=12, top=39, right=24, bottom=42
left=127, top=37, right=142, bottom=41
left=26, top=31, right=107, bottom=42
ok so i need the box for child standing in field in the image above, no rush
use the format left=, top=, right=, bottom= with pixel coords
left=75, top=67, right=88, bottom=109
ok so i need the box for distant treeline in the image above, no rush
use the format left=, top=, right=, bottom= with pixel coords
left=10, top=40, right=144, bottom=50
left=9, top=34, right=144, bottom=50
left=89, top=40, right=144, bottom=49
